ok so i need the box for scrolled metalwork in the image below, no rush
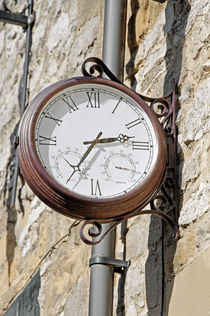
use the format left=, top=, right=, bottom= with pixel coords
left=2, top=0, right=25, bottom=13
left=149, top=86, right=178, bottom=231
left=2, top=0, right=11, bottom=12
left=151, top=99, right=174, bottom=136
left=80, top=205, right=179, bottom=246
left=80, top=220, right=118, bottom=246
left=81, top=57, right=122, bottom=83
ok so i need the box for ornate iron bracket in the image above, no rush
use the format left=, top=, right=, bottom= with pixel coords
left=0, top=0, right=35, bottom=208
left=0, top=0, right=34, bottom=28
left=80, top=57, right=178, bottom=245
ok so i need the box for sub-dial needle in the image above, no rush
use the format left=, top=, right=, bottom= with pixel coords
left=115, top=166, right=131, bottom=171
left=62, top=156, right=81, bottom=183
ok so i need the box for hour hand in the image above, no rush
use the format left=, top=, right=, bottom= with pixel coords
left=83, top=134, right=134, bottom=145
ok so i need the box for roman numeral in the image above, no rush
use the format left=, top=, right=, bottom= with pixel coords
left=132, top=141, right=149, bottom=150
left=62, top=95, right=79, bottom=113
left=112, top=98, right=122, bottom=114
left=45, top=112, right=62, bottom=126
left=86, top=91, right=100, bottom=108
left=91, top=179, right=102, bottom=196
left=38, top=135, right=57, bottom=146
left=125, top=118, right=142, bottom=129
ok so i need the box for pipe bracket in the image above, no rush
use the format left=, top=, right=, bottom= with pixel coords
left=89, top=256, right=130, bottom=273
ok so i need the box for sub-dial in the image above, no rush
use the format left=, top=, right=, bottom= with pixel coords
left=55, top=150, right=87, bottom=182
left=105, top=153, right=136, bottom=183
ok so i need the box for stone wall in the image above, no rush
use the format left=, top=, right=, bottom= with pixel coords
left=0, top=0, right=209, bottom=315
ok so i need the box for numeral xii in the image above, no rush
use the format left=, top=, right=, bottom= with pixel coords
left=87, top=91, right=100, bottom=108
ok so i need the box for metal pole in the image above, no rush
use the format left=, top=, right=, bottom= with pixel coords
left=102, top=0, right=127, bottom=80
left=88, top=1, right=127, bottom=316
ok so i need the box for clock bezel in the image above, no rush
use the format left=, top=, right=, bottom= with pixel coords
left=18, top=76, right=167, bottom=221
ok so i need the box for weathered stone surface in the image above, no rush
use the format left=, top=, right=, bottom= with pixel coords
left=125, top=263, right=146, bottom=315
left=173, top=229, right=196, bottom=272
left=179, top=182, right=210, bottom=226
left=181, top=140, right=204, bottom=190
left=126, top=216, right=150, bottom=259
left=182, top=81, right=210, bottom=144
left=64, top=278, right=88, bottom=316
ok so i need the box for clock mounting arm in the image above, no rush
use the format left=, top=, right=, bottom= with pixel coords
left=80, top=57, right=179, bottom=245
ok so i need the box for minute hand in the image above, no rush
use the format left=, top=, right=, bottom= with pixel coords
left=78, top=131, right=103, bottom=166
left=83, top=134, right=134, bottom=145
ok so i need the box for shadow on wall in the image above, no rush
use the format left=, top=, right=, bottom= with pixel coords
left=2, top=123, right=25, bottom=286
left=145, top=1, right=190, bottom=315
left=126, top=0, right=191, bottom=315
left=126, top=0, right=139, bottom=90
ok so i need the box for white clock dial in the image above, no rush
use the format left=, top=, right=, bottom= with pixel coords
left=35, top=83, right=157, bottom=199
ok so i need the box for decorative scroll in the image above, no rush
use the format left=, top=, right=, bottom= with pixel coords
left=151, top=86, right=177, bottom=231
left=80, top=57, right=178, bottom=246
left=80, top=207, right=178, bottom=246
left=2, top=0, right=28, bottom=13
left=139, top=86, right=178, bottom=227
left=81, top=57, right=122, bottom=83
left=2, top=0, right=10, bottom=12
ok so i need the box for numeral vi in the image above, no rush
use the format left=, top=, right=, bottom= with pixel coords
left=91, top=179, right=102, bottom=196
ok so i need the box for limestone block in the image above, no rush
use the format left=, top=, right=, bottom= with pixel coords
left=196, top=218, right=210, bottom=249
left=181, top=140, right=203, bottom=190
left=126, top=216, right=150, bottom=259
left=64, top=278, right=87, bottom=316
left=182, top=80, right=210, bottom=143
left=17, top=198, right=46, bottom=257
left=38, top=244, right=90, bottom=316
left=32, top=21, right=47, bottom=51
left=125, top=263, right=145, bottom=314
left=173, top=229, right=196, bottom=272
left=136, top=41, right=167, bottom=94
left=0, top=31, right=4, bottom=56
left=185, top=0, right=210, bottom=35
left=46, top=13, right=70, bottom=53
left=69, top=16, right=99, bottom=72
left=179, top=182, right=210, bottom=226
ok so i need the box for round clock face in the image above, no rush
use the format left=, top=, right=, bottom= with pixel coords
left=18, top=77, right=166, bottom=220
left=36, top=84, right=156, bottom=198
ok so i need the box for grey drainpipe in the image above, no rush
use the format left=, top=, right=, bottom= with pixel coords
left=88, top=1, right=127, bottom=316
